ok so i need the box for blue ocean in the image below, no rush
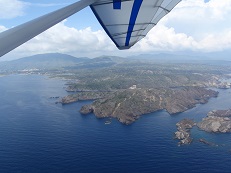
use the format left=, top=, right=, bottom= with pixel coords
left=0, top=75, right=231, bottom=173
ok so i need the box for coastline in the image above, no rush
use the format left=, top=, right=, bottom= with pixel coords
left=75, top=87, right=218, bottom=125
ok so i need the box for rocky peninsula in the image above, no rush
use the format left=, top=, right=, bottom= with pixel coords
left=197, top=109, right=231, bottom=133
left=79, top=87, right=218, bottom=125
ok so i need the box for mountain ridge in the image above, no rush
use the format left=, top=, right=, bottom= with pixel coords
left=0, top=53, right=90, bottom=71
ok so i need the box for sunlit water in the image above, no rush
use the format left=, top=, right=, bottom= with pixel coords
left=0, top=75, right=231, bottom=173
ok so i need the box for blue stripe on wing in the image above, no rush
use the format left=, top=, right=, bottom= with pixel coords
left=125, top=0, right=143, bottom=46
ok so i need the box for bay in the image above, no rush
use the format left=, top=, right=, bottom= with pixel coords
left=0, top=75, right=231, bottom=173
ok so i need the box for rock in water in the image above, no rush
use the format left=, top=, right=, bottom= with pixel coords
left=175, top=119, right=196, bottom=145
left=199, top=138, right=218, bottom=146
left=80, top=105, right=93, bottom=115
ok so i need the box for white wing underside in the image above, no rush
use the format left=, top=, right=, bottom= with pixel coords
left=91, top=0, right=181, bottom=49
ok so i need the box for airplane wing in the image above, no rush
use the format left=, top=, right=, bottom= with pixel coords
left=0, top=0, right=181, bottom=57
left=0, top=0, right=96, bottom=57
left=91, top=0, right=181, bottom=49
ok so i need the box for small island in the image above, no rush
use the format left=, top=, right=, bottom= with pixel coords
left=174, top=119, right=196, bottom=145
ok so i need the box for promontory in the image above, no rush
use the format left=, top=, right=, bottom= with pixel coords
left=79, top=87, right=218, bottom=124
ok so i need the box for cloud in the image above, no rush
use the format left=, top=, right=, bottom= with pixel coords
left=130, top=24, right=231, bottom=53
left=162, top=0, right=231, bottom=37
left=198, top=29, right=231, bottom=51
left=131, top=25, right=197, bottom=52
left=0, top=25, right=7, bottom=32
left=13, top=21, right=116, bottom=57
left=129, top=0, right=231, bottom=53
left=0, top=0, right=27, bottom=19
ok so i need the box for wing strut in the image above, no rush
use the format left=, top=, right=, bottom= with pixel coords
left=0, top=0, right=97, bottom=57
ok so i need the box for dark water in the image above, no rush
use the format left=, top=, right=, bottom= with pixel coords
left=0, top=75, right=231, bottom=173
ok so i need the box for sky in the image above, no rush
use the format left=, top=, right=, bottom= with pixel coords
left=0, top=0, right=231, bottom=60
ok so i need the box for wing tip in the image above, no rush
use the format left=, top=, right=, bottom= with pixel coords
left=117, top=46, right=131, bottom=50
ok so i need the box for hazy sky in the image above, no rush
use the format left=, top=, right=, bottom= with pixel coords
left=0, top=0, right=231, bottom=60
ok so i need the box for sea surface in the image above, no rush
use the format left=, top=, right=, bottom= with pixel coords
left=0, top=75, right=231, bottom=173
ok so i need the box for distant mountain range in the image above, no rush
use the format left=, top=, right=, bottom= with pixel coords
left=0, top=51, right=231, bottom=72
left=127, top=52, right=231, bottom=64
left=0, top=53, right=129, bottom=71
left=0, top=53, right=90, bottom=71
